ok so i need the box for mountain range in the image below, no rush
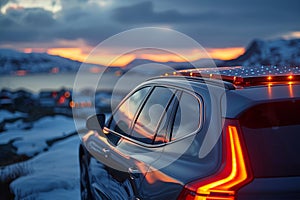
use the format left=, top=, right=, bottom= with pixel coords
left=0, top=49, right=83, bottom=74
left=0, top=38, right=299, bottom=75
left=223, top=38, right=300, bottom=66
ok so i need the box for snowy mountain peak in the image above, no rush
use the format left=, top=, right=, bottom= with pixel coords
left=225, top=38, right=300, bottom=66
left=0, top=49, right=83, bottom=74
left=1, top=38, right=300, bottom=75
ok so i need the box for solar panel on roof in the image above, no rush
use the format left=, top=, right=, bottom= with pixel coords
left=180, top=66, right=300, bottom=77
left=166, top=66, right=300, bottom=87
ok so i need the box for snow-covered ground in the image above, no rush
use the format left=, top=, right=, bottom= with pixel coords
left=2, top=136, right=80, bottom=199
left=0, top=111, right=84, bottom=199
left=0, top=110, right=26, bottom=122
left=0, top=115, right=78, bottom=156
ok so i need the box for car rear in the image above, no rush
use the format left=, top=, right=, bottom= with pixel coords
left=178, top=83, right=300, bottom=200
left=237, top=92, right=300, bottom=199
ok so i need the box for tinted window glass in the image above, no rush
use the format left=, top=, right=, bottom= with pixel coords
left=171, top=92, right=200, bottom=140
left=154, top=95, right=177, bottom=144
left=240, top=100, right=300, bottom=177
left=110, top=87, right=150, bottom=135
left=240, top=100, right=300, bottom=128
left=131, top=87, right=175, bottom=144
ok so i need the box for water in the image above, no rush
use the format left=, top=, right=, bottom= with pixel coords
left=0, top=72, right=152, bottom=93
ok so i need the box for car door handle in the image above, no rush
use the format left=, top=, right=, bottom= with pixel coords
left=102, top=148, right=110, bottom=158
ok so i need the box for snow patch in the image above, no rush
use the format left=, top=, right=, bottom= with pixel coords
left=0, top=110, right=25, bottom=122
left=0, top=115, right=76, bottom=156
left=6, top=136, right=80, bottom=199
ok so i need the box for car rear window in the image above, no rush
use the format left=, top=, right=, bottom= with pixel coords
left=171, top=92, right=201, bottom=140
left=239, top=100, right=300, bottom=177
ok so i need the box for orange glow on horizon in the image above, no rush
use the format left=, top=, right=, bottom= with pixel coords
left=47, top=48, right=85, bottom=62
left=88, top=54, right=136, bottom=67
left=47, top=47, right=136, bottom=67
left=23, top=48, right=47, bottom=53
left=24, top=48, right=32, bottom=53
left=41, top=46, right=245, bottom=67
left=207, top=47, right=245, bottom=60
left=139, top=51, right=202, bottom=63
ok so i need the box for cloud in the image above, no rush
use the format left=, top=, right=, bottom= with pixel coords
left=52, top=2, right=120, bottom=45
left=1, top=7, right=56, bottom=28
left=110, top=0, right=300, bottom=47
left=0, top=2, right=118, bottom=45
left=0, top=0, right=300, bottom=49
left=0, top=0, right=9, bottom=8
left=20, top=8, right=55, bottom=26
left=0, top=7, right=56, bottom=43
left=112, top=1, right=216, bottom=24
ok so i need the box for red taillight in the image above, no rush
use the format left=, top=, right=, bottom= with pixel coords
left=178, top=119, right=253, bottom=200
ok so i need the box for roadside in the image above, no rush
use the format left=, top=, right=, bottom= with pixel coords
left=0, top=113, right=83, bottom=200
left=0, top=87, right=120, bottom=199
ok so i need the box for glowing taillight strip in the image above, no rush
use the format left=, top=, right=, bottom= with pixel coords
left=196, top=125, right=248, bottom=198
left=177, top=120, right=253, bottom=200
left=220, top=125, right=247, bottom=189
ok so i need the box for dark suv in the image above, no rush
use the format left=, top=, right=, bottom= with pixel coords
left=79, top=66, right=300, bottom=200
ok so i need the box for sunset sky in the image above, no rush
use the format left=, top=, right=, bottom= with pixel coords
left=1, top=0, right=300, bottom=66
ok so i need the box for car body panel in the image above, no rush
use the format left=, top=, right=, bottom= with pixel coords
left=221, top=84, right=300, bottom=118
left=80, top=72, right=300, bottom=200
left=237, top=177, right=300, bottom=199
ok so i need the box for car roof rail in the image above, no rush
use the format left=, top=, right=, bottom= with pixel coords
left=151, top=75, right=236, bottom=90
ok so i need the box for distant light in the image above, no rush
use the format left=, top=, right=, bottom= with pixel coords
left=64, top=91, right=71, bottom=98
left=190, top=72, right=193, bottom=76
left=23, top=48, right=32, bottom=53
left=89, top=67, right=102, bottom=74
left=58, top=96, right=66, bottom=104
left=15, top=70, right=27, bottom=76
left=69, top=101, right=75, bottom=108
left=51, top=67, right=59, bottom=74
left=288, top=75, right=293, bottom=80
left=115, top=70, right=122, bottom=76
left=267, top=76, right=272, bottom=81
left=52, top=92, right=57, bottom=98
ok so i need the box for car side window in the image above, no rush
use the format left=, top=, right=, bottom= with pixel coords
left=131, top=87, right=175, bottom=144
left=109, top=87, right=150, bottom=135
left=154, top=94, right=177, bottom=144
left=171, top=92, right=201, bottom=140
